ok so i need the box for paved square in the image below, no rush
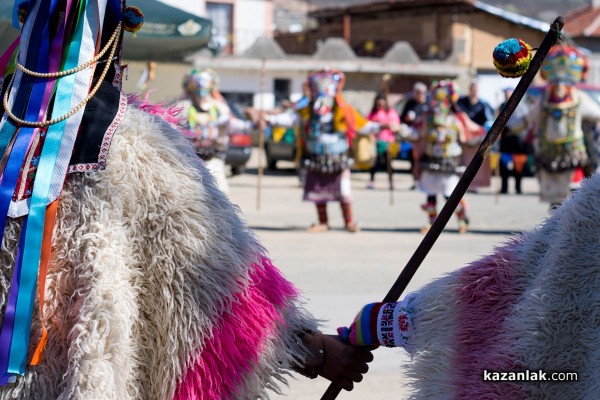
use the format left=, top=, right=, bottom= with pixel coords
left=228, top=152, right=549, bottom=399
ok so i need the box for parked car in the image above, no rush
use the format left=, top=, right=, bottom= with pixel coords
left=224, top=100, right=253, bottom=175
left=264, top=123, right=298, bottom=170
left=264, top=123, right=415, bottom=171
left=261, top=95, right=419, bottom=171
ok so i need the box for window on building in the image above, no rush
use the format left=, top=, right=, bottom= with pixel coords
left=274, top=78, right=291, bottom=106
left=206, top=2, right=234, bottom=54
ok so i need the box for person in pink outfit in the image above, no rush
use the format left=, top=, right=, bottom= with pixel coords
left=366, top=94, right=401, bottom=189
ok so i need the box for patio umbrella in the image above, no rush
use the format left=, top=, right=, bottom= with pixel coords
left=0, top=1, right=212, bottom=62
left=123, top=0, right=212, bottom=61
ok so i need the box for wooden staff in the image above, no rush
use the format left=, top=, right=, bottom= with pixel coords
left=256, top=57, right=266, bottom=210
left=494, top=155, right=500, bottom=204
left=321, top=16, right=564, bottom=400
left=381, top=74, right=394, bottom=205
left=387, top=145, right=394, bottom=206
left=380, top=73, right=392, bottom=97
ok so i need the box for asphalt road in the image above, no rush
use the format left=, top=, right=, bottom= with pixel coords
left=227, top=150, right=549, bottom=400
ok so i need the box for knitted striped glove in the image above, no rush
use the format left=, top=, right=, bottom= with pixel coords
left=338, top=300, right=413, bottom=348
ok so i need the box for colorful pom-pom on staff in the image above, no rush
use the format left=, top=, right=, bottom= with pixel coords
left=493, top=38, right=533, bottom=78
left=122, top=6, right=144, bottom=37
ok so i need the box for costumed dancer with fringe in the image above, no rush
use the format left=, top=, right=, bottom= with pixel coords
left=532, top=45, right=600, bottom=209
left=0, top=1, right=373, bottom=398
left=336, top=37, right=600, bottom=400
left=176, top=68, right=232, bottom=194
left=295, top=69, right=377, bottom=233
left=400, top=80, right=470, bottom=234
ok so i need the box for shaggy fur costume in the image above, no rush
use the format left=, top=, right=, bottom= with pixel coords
left=403, top=173, right=600, bottom=399
left=0, top=105, right=317, bottom=399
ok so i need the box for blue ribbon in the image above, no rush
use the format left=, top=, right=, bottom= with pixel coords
left=106, top=0, right=121, bottom=25
left=0, top=220, right=27, bottom=385
left=0, top=0, right=61, bottom=383
left=0, top=0, right=51, bottom=158
left=7, top=0, right=91, bottom=376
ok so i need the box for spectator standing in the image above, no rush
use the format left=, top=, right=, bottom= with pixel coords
left=366, top=94, right=400, bottom=189
left=457, top=81, right=494, bottom=127
left=457, top=80, right=494, bottom=190
left=400, top=82, right=430, bottom=187
left=498, top=88, right=534, bottom=194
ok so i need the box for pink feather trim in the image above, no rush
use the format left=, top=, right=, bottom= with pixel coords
left=127, top=93, right=195, bottom=138
left=453, top=241, right=527, bottom=399
left=173, top=256, right=298, bottom=400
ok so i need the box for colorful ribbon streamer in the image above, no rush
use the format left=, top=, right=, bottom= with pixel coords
left=6, top=0, right=93, bottom=376
left=0, top=0, right=57, bottom=383
left=30, top=199, right=59, bottom=365
left=0, top=0, right=121, bottom=383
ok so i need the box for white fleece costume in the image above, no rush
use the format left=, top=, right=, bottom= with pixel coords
left=0, top=107, right=317, bottom=399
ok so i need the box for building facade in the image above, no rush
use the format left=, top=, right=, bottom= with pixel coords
left=123, top=0, right=552, bottom=112
left=274, top=0, right=549, bottom=108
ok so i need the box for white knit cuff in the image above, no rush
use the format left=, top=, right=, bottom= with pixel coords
left=376, top=296, right=414, bottom=348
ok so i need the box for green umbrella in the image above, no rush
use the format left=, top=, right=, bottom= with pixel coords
left=123, top=1, right=213, bottom=61
left=0, top=1, right=213, bottom=62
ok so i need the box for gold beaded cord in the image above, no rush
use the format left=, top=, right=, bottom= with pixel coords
left=2, top=22, right=122, bottom=128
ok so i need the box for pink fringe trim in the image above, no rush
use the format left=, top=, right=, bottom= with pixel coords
left=453, top=241, right=527, bottom=399
left=127, top=93, right=195, bottom=138
left=173, top=256, right=298, bottom=400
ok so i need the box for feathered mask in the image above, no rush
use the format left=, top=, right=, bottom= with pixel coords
left=541, top=45, right=588, bottom=84
left=429, top=80, right=458, bottom=126
left=183, top=68, right=219, bottom=100
left=308, top=69, right=344, bottom=115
